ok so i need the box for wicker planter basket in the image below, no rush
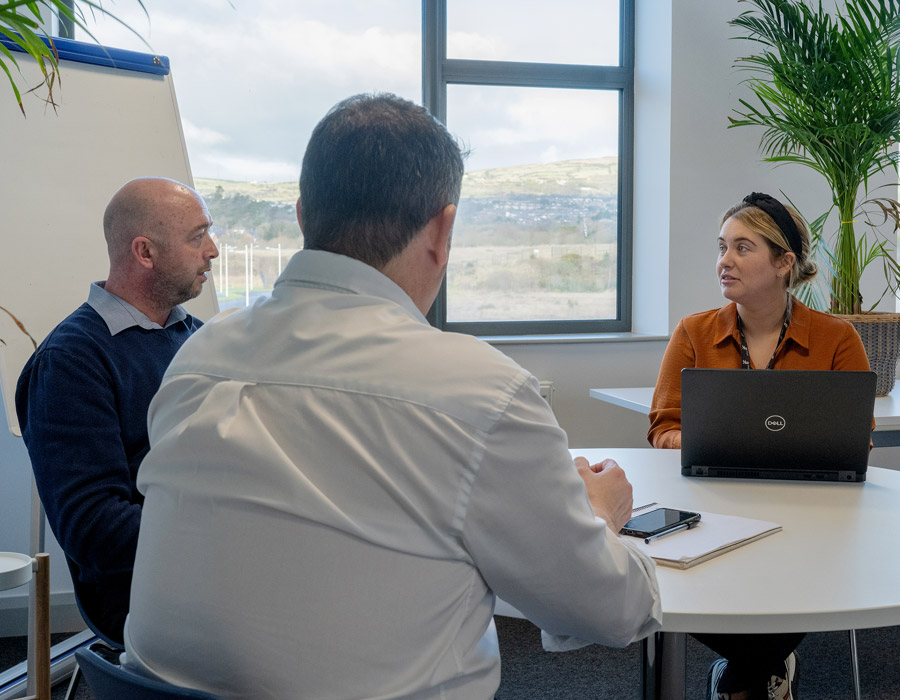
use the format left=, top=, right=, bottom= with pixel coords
left=838, top=313, right=900, bottom=396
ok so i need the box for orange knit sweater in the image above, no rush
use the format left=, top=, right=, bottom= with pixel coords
left=648, top=298, right=871, bottom=449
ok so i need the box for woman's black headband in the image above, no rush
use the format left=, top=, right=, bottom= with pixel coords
left=742, top=192, right=803, bottom=259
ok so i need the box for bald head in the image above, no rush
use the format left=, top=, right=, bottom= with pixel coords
left=101, top=177, right=218, bottom=324
left=103, top=178, right=204, bottom=266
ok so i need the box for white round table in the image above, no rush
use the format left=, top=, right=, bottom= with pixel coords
left=581, top=448, right=900, bottom=700
left=0, top=551, right=33, bottom=591
left=496, top=448, right=900, bottom=700
left=578, top=448, right=900, bottom=635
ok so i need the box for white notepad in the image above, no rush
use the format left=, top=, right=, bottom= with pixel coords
left=629, top=511, right=781, bottom=570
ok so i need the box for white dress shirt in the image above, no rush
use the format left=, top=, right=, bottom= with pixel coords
left=123, top=249, right=661, bottom=700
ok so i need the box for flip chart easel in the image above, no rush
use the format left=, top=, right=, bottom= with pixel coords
left=0, top=36, right=218, bottom=697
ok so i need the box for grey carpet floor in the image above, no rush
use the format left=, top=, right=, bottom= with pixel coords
left=495, top=616, right=900, bottom=699
left=3, top=619, right=899, bottom=699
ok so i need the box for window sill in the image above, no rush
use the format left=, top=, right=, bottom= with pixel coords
left=481, top=332, right=669, bottom=346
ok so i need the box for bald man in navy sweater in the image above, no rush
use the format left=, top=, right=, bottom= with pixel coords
left=16, top=177, right=218, bottom=644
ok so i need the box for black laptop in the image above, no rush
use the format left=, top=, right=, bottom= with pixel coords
left=680, top=368, right=876, bottom=482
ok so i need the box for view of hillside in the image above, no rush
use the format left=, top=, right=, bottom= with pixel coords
left=195, top=178, right=299, bottom=205
left=195, top=156, right=618, bottom=245
left=200, top=157, right=620, bottom=321
left=462, top=156, right=618, bottom=198
left=196, top=156, right=617, bottom=205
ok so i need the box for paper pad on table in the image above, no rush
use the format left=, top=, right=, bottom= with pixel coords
left=631, top=511, right=781, bottom=570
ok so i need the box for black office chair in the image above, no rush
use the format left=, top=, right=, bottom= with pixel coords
left=74, top=644, right=222, bottom=700
left=63, top=574, right=125, bottom=700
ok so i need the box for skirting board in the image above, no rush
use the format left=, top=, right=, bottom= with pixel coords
left=0, top=593, right=85, bottom=637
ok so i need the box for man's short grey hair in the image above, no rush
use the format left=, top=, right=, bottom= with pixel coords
left=300, top=93, right=466, bottom=269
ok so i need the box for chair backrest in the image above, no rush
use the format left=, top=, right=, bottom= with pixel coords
left=70, top=575, right=126, bottom=651
left=74, top=646, right=222, bottom=700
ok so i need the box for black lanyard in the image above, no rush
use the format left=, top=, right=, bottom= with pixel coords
left=736, top=311, right=790, bottom=370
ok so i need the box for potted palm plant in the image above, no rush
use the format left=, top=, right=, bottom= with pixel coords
left=729, top=0, right=900, bottom=394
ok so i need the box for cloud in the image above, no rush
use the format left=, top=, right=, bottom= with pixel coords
left=190, top=152, right=300, bottom=184
left=450, top=87, right=620, bottom=170
left=80, top=2, right=422, bottom=182
left=539, top=145, right=562, bottom=164
left=447, top=31, right=507, bottom=60
left=248, top=19, right=419, bottom=87
left=443, top=0, right=620, bottom=65
left=182, top=120, right=229, bottom=147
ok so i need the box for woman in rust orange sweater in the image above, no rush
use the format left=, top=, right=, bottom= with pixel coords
left=648, top=193, right=870, bottom=700
left=649, top=194, right=870, bottom=449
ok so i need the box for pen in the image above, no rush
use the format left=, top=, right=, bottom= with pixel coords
left=644, top=522, right=693, bottom=544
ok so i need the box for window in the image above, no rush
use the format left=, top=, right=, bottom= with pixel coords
left=424, top=0, right=634, bottom=335
left=79, top=0, right=633, bottom=331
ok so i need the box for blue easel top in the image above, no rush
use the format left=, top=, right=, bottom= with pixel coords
left=0, top=35, right=169, bottom=76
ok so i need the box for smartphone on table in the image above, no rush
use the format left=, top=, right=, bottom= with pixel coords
left=620, top=507, right=701, bottom=539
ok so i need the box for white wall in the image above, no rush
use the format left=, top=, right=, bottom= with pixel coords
left=0, top=0, right=897, bottom=634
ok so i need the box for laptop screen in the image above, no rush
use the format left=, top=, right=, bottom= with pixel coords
left=680, top=369, right=876, bottom=482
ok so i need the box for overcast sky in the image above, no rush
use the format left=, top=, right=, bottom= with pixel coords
left=82, top=0, right=621, bottom=182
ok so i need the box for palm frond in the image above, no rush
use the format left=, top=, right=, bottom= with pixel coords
left=0, top=0, right=148, bottom=114
left=0, top=304, right=37, bottom=350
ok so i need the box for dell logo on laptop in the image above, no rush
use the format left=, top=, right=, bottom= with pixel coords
left=765, top=415, right=786, bottom=432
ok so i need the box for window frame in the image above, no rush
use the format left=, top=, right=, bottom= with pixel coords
left=422, top=0, right=635, bottom=335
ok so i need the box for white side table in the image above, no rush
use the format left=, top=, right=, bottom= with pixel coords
left=0, top=552, right=50, bottom=700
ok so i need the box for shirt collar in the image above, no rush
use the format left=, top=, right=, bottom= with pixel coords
left=712, top=297, right=810, bottom=351
left=87, top=281, right=188, bottom=336
left=273, top=250, right=427, bottom=324
left=782, top=297, right=811, bottom=351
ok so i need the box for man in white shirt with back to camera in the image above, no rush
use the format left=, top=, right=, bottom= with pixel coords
left=123, top=92, right=661, bottom=700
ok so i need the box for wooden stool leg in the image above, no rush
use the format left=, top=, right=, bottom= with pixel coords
left=20, top=554, right=50, bottom=700
left=33, top=554, right=51, bottom=700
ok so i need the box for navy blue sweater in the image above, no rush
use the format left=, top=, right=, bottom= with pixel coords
left=16, top=303, right=201, bottom=643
